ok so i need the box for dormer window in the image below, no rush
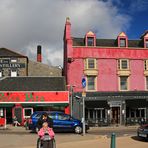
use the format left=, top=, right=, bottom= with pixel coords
left=117, top=32, right=128, bottom=47
left=87, top=37, right=94, bottom=46
left=140, top=31, right=148, bottom=48
left=85, top=31, right=96, bottom=46
left=120, top=38, right=126, bottom=47
left=146, top=40, right=148, bottom=48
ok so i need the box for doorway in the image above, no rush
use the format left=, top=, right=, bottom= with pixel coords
left=111, top=107, right=120, bottom=124
left=6, top=108, right=12, bottom=124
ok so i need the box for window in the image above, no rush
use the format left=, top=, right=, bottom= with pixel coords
left=0, top=70, right=2, bottom=77
left=144, top=60, right=148, bottom=70
left=0, top=108, right=3, bottom=117
left=119, top=76, right=128, bottom=90
left=146, top=76, right=148, bottom=90
left=10, top=69, right=17, bottom=77
left=87, top=76, right=96, bottom=91
left=146, top=40, right=148, bottom=48
left=118, top=59, right=129, bottom=70
left=85, top=58, right=96, bottom=69
left=23, top=108, right=33, bottom=118
left=120, top=39, right=126, bottom=47
left=87, top=37, right=94, bottom=46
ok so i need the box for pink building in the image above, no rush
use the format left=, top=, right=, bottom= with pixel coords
left=63, top=18, right=148, bottom=126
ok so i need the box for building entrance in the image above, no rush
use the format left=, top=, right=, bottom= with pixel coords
left=6, top=108, right=12, bottom=124
left=111, top=107, right=120, bottom=124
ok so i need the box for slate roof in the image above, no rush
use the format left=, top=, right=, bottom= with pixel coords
left=0, top=77, right=66, bottom=91
left=73, top=37, right=144, bottom=48
left=0, top=48, right=27, bottom=57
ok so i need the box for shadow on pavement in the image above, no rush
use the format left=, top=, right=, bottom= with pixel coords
left=131, top=136, right=148, bottom=142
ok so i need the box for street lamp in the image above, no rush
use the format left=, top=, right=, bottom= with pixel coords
left=82, top=91, right=86, bottom=136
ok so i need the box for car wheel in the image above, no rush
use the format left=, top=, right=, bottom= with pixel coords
left=75, top=126, right=82, bottom=134
left=36, top=127, right=39, bottom=133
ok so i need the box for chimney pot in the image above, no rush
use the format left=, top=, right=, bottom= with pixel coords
left=37, top=45, right=42, bottom=62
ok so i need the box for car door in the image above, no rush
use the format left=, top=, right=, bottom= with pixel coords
left=54, top=113, right=74, bottom=132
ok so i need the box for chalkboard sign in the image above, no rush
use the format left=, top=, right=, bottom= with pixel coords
left=14, top=107, right=22, bottom=123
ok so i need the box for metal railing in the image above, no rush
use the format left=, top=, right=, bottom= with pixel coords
left=86, top=118, right=110, bottom=127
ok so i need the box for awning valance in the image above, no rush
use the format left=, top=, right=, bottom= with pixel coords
left=126, top=99, right=148, bottom=108
left=85, top=100, right=109, bottom=109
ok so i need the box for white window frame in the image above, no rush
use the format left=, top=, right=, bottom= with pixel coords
left=85, top=58, right=97, bottom=69
left=119, top=76, right=129, bottom=91
left=23, top=108, right=33, bottom=118
left=144, top=60, right=148, bottom=70
left=118, top=59, right=129, bottom=70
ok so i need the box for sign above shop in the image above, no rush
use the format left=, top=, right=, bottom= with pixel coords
left=0, top=63, right=25, bottom=68
left=108, top=101, right=122, bottom=107
left=0, top=91, right=69, bottom=103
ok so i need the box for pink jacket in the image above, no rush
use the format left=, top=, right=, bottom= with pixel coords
left=38, top=127, right=55, bottom=139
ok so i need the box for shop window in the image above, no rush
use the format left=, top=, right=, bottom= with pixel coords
left=118, top=59, right=129, bottom=70
left=119, top=76, right=128, bottom=91
left=0, top=108, right=4, bottom=117
left=87, top=76, right=96, bottom=91
left=85, top=58, right=97, bottom=69
left=23, top=108, right=33, bottom=118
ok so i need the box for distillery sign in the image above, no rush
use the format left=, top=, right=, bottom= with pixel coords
left=0, top=63, right=25, bottom=68
left=0, top=92, right=69, bottom=103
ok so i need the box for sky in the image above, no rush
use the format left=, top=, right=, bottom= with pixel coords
left=0, top=0, right=148, bottom=66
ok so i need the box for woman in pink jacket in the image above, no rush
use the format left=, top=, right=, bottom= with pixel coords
left=38, top=122, right=55, bottom=148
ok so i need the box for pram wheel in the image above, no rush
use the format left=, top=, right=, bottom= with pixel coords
left=37, top=138, right=56, bottom=148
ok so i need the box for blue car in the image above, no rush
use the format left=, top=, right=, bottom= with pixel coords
left=28, top=111, right=89, bottom=134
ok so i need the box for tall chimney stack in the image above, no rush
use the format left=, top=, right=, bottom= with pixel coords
left=37, top=45, right=42, bottom=62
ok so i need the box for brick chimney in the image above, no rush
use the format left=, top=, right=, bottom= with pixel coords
left=37, top=45, right=42, bottom=62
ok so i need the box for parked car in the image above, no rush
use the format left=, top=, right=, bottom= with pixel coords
left=28, top=111, right=89, bottom=134
left=137, top=124, right=148, bottom=140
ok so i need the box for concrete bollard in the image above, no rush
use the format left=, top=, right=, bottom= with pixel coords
left=110, top=133, right=116, bottom=148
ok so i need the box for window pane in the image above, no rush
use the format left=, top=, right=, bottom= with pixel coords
left=87, top=76, right=95, bottom=90
left=121, top=60, right=128, bottom=69
left=24, top=109, right=32, bottom=117
left=88, top=59, right=95, bottom=69
left=145, top=60, right=147, bottom=70
left=146, top=77, right=148, bottom=89
left=120, top=76, right=128, bottom=90
left=87, top=37, right=94, bottom=46
left=146, top=41, right=148, bottom=48
left=120, top=39, right=126, bottom=47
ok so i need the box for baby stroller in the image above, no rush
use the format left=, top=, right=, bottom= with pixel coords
left=37, top=133, right=56, bottom=148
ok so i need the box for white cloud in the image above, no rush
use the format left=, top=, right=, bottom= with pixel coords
left=0, top=0, right=131, bottom=66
